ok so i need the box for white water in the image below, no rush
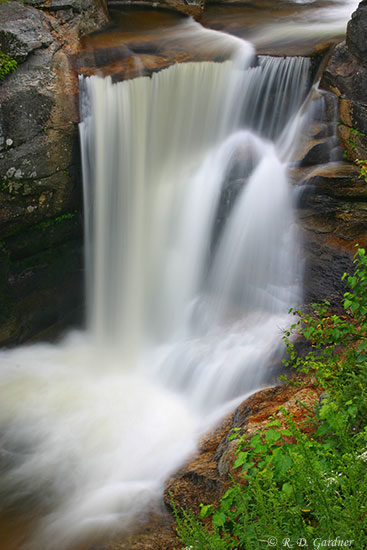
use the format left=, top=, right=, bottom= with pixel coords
left=252, top=0, right=360, bottom=47
left=0, top=2, right=356, bottom=547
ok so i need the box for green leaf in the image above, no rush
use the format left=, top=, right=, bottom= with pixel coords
left=265, top=429, right=282, bottom=445
left=282, top=482, right=293, bottom=498
left=273, top=451, right=292, bottom=476
left=199, top=504, right=213, bottom=518
left=212, top=511, right=226, bottom=528
left=233, top=452, right=251, bottom=469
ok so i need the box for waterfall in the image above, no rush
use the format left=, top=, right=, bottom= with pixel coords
left=0, top=25, right=313, bottom=550
left=80, top=55, right=309, bottom=351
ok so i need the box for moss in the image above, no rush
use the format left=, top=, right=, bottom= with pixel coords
left=0, top=211, right=81, bottom=262
left=36, top=212, right=76, bottom=230
left=0, top=52, right=18, bottom=81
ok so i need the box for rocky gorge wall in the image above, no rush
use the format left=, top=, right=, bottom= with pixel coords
left=0, top=0, right=107, bottom=345
left=297, top=0, right=367, bottom=307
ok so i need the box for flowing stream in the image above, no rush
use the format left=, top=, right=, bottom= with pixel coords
left=0, top=1, right=359, bottom=548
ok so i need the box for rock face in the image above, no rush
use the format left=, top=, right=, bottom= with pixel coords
left=296, top=163, right=367, bottom=305
left=322, top=1, right=367, bottom=162
left=346, top=0, right=367, bottom=66
left=0, top=0, right=108, bottom=345
left=0, top=2, right=53, bottom=62
left=289, top=0, right=367, bottom=308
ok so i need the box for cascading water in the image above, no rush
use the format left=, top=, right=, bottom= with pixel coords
left=0, top=3, right=354, bottom=548
left=79, top=49, right=309, bottom=415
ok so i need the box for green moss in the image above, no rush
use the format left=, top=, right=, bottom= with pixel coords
left=0, top=52, right=18, bottom=81
left=36, top=212, right=77, bottom=230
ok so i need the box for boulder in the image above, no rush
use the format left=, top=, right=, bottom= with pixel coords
left=0, top=2, right=53, bottom=62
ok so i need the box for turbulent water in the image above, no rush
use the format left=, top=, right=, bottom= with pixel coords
left=251, top=0, right=360, bottom=47
left=0, top=1, right=358, bottom=548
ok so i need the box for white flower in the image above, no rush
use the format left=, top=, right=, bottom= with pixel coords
left=357, top=451, right=367, bottom=462
left=325, top=477, right=338, bottom=487
left=323, top=471, right=342, bottom=487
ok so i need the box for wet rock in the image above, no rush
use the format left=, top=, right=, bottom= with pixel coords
left=298, top=138, right=337, bottom=167
left=91, top=513, right=178, bottom=550
left=296, top=163, right=367, bottom=304
left=322, top=43, right=367, bottom=106
left=0, top=214, right=84, bottom=346
left=164, top=382, right=318, bottom=516
left=0, top=2, right=53, bottom=62
left=108, top=0, right=204, bottom=18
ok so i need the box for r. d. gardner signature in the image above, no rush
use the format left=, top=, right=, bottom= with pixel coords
left=262, top=536, right=354, bottom=548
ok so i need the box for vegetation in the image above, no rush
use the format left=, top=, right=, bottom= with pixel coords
left=174, top=247, right=367, bottom=549
left=355, top=159, right=367, bottom=184
left=36, top=212, right=76, bottom=230
left=0, top=52, right=17, bottom=81
left=346, top=127, right=365, bottom=153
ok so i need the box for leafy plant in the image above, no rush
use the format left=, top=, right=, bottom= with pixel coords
left=174, top=247, right=367, bottom=549
left=346, top=127, right=365, bottom=152
left=355, top=159, right=367, bottom=184
left=0, top=52, right=17, bottom=81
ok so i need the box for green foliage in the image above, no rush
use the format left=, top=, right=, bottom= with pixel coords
left=355, top=159, right=367, bottom=184
left=0, top=52, right=17, bottom=81
left=347, top=127, right=365, bottom=152
left=175, top=247, right=367, bottom=549
left=36, top=212, right=76, bottom=230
